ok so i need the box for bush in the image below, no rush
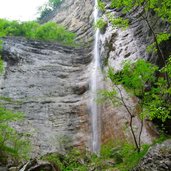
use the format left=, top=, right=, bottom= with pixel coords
left=0, top=19, right=76, bottom=45
left=0, top=107, right=30, bottom=164
left=95, top=18, right=107, bottom=31
left=41, top=141, right=150, bottom=171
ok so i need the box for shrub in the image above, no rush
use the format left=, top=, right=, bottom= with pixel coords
left=0, top=107, right=30, bottom=163
left=95, top=18, right=107, bottom=31
left=0, top=19, right=76, bottom=45
left=42, top=141, right=150, bottom=171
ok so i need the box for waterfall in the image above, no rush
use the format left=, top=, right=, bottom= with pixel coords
left=90, top=0, right=101, bottom=153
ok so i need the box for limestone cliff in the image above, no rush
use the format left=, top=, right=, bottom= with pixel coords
left=1, top=37, right=91, bottom=156
left=0, top=0, right=160, bottom=156
left=48, top=0, right=158, bottom=145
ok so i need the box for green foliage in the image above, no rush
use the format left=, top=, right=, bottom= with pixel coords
left=113, top=59, right=158, bottom=95
left=0, top=107, right=30, bottom=163
left=35, top=22, right=75, bottom=44
left=0, top=19, right=76, bottom=45
left=110, top=0, right=171, bottom=22
left=42, top=153, right=64, bottom=170
left=42, top=149, right=90, bottom=171
left=20, top=21, right=39, bottom=39
left=97, top=0, right=106, bottom=12
left=42, top=141, right=150, bottom=171
left=116, top=143, right=150, bottom=171
left=107, top=14, right=129, bottom=29
left=162, top=56, right=171, bottom=78
left=95, top=18, right=107, bottom=30
left=107, top=58, right=171, bottom=123
left=103, top=0, right=171, bottom=56
left=147, top=33, right=171, bottom=52
left=156, top=33, right=171, bottom=44
left=110, top=0, right=138, bottom=13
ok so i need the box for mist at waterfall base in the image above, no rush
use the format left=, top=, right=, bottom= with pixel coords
left=0, top=0, right=48, bottom=21
left=90, top=0, right=102, bottom=154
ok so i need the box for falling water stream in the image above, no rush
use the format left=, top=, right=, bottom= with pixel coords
left=90, top=0, right=101, bottom=153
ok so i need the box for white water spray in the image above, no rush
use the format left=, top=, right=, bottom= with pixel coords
left=90, top=0, right=101, bottom=153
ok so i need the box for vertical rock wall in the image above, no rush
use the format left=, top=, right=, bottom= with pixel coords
left=0, top=0, right=162, bottom=156
left=1, top=37, right=92, bottom=156
left=99, top=6, right=165, bottom=144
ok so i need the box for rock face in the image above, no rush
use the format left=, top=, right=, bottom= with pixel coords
left=42, top=0, right=94, bottom=43
left=1, top=37, right=91, bottom=156
left=0, top=0, right=160, bottom=157
left=133, top=139, right=171, bottom=171
left=99, top=7, right=162, bottom=144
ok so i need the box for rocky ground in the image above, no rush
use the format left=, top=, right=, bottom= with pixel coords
left=132, top=139, right=171, bottom=171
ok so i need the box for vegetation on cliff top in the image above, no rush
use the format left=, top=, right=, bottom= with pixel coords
left=0, top=19, right=75, bottom=45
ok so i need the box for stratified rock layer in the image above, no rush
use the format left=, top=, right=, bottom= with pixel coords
left=1, top=37, right=91, bottom=156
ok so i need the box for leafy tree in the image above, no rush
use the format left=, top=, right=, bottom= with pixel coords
left=95, top=18, right=107, bottom=30
left=99, top=58, right=171, bottom=152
